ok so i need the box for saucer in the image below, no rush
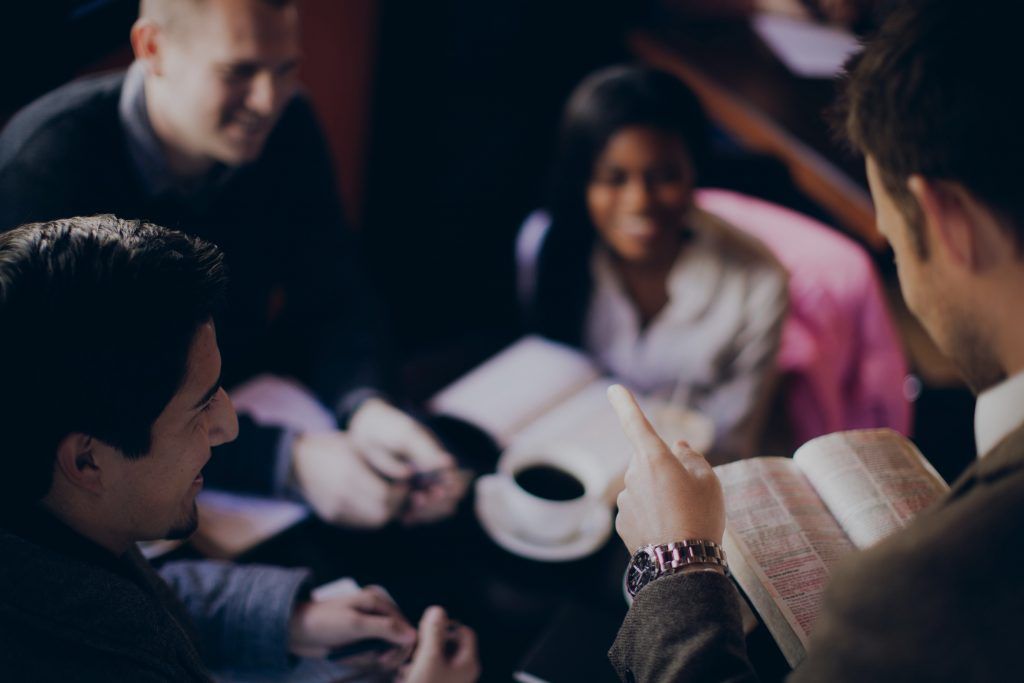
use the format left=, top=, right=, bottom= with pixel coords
left=474, top=476, right=614, bottom=562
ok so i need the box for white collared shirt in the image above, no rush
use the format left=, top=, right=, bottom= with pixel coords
left=584, top=208, right=788, bottom=461
left=974, top=369, right=1024, bottom=458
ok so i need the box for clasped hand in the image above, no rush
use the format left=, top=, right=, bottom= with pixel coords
left=289, top=589, right=479, bottom=683
left=607, top=385, right=726, bottom=552
left=292, top=398, right=468, bottom=528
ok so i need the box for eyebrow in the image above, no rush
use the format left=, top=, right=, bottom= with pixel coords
left=192, top=374, right=223, bottom=411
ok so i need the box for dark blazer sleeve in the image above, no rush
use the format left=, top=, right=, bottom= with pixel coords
left=609, top=570, right=759, bottom=683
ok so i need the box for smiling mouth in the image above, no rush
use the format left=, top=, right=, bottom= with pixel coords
left=618, top=220, right=664, bottom=240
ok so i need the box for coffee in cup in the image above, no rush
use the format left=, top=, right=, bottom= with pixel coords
left=482, top=445, right=606, bottom=546
left=513, top=464, right=586, bottom=502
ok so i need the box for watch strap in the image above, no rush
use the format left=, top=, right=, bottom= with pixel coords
left=651, top=539, right=728, bottom=574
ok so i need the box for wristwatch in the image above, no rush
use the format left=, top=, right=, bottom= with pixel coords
left=625, top=539, right=728, bottom=598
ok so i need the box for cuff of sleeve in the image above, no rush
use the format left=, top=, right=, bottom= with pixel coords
left=221, top=565, right=313, bottom=673
left=274, top=427, right=306, bottom=500
left=609, top=569, right=745, bottom=681
left=334, top=387, right=385, bottom=430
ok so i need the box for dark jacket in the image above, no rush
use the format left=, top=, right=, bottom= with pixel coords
left=0, top=508, right=309, bottom=681
left=609, top=420, right=1024, bottom=682
left=0, top=70, right=387, bottom=495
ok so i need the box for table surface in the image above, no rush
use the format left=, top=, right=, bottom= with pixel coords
left=173, top=414, right=792, bottom=683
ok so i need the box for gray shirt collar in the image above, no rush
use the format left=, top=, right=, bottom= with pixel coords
left=118, top=61, right=175, bottom=198
left=118, top=61, right=234, bottom=201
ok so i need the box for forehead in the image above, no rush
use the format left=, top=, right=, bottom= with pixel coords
left=176, top=0, right=300, bottom=62
left=597, top=126, right=689, bottom=165
left=161, top=322, right=221, bottom=417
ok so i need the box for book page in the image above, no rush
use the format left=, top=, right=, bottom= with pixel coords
left=717, top=457, right=855, bottom=666
left=794, top=429, right=949, bottom=549
left=428, top=336, right=600, bottom=446
left=192, top=491, right=310, bottom=559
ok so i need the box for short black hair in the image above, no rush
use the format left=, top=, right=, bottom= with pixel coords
left=0, top=215, right=227, bottom=508
left=530, top=65, right=712, bottom=343
left=836, top=0, right=1024, bottom=255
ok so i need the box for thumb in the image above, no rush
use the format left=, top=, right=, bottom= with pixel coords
left=670, top=439, right=714, bottom=474
left=404, top=606, right=449, bottom=679
left=416, top=605, right=449, bottom=652
left=360, top=444, right=415, bottom=480
left=401, top=423, right=454, bottom=470
left=353, top=612, right=417, bottom=647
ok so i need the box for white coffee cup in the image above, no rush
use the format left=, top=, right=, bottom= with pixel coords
left=483, top=443, right=606, bottom=545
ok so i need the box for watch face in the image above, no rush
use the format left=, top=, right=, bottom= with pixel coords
left=626, top=548, right=656, bottom=597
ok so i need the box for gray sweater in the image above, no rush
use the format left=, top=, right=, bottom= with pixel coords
left=0, top=508, right=310, bottom=681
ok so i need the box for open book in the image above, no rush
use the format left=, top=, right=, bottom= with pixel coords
left=716, top=428, right=948, bottom=668
left=429, top=336, right=714, bottom=497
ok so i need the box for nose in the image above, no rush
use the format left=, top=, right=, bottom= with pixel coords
left=245, top=71, right=277, bottom=117
left=623, top=177, right=654, bottom=213
left=209, top=387, right=240, bottom=447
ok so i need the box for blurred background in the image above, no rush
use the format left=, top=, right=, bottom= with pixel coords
left=0, top=0, right=976, bottom=480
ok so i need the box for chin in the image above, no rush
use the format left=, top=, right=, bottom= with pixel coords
left=164, top=502, right=200, bottom=541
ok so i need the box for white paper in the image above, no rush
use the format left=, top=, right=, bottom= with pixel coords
left=717, top=457, right=855, bottom=653
left=192, top=491, right=309, bottom=559
left=752, top=13, right=860, bottom=78
left=794, top=429, right=948, bottom=548
left=428, top=336, right=600, bottom=446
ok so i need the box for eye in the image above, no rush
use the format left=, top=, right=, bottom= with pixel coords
left=592, top=168, right=627, bottom=187
left=200, top=394, right=218, bottom=414
left=219, top=64, right=258, bottom=84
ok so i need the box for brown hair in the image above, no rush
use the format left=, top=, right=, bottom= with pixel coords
left=835, top=0, right=1024, bottom=256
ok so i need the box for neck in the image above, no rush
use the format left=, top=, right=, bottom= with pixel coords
left=144, top=81, right=215, bottom=179
left=41, top=493, right=131, bottom=557
left=977, top=270, right=1024, bottom=385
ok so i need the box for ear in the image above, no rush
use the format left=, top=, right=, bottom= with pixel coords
left=54, top=433, right=104, bottom=495
left=908, top=175, right=980, bottom=271
left=130, top=19, right=165, bottom=76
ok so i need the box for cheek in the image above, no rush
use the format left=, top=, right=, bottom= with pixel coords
left=586, top=185, right=616, bottom=234
left=655, top=183, right=693, bottom=213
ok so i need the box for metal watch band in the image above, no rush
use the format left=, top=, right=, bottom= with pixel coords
left=651, top=539, right=728, bottom=574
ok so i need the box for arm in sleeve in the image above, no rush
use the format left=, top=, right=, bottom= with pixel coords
left=609, top=571, right=759, bottom=683
left=157, top=559, right=311, bottom=674
left=699, top=265, right=788, bottom=462
left=0, top=144, right=97, bottom=232
left=273, top=98, right=392, bottom=418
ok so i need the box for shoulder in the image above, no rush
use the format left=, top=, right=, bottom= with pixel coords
left=0, top=530, right=183, bottom=661
left=692, top=207, right=788, bottom=290
left=804, top=456, right=1024, bottom=679
left=0, top=71, right=125, bottom=169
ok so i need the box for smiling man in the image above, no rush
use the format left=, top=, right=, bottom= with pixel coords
left=0, top=0, right=467, bottom=530
left=606, top=0, right=1024, bottom=681
left=0, top=216, right=479, bottom=682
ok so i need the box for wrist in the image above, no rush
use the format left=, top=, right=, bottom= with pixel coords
left=626, top=539, right=728, bottom=597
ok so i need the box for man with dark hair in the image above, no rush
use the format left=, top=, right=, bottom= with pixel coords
left=605, top=0, right=1024, bottom=681
left=0, top=0, right=467, bottom=529
left=0, top=216, right=480, bottom=683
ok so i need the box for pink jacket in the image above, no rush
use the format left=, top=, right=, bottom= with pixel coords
left=695, top=189, right=912, bottom=443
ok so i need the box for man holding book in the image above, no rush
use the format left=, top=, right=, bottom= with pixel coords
left=607, top=0, right=1024, bottom=680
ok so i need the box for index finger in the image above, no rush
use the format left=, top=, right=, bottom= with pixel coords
left=607, top=384, right=671, bottom=459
